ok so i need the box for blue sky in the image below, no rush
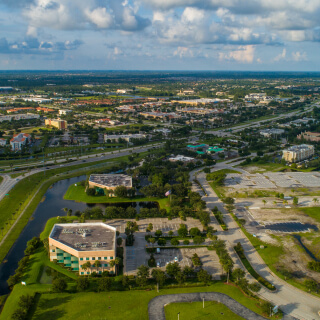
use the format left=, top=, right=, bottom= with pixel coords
left=0, top=0, right=320, bottom=70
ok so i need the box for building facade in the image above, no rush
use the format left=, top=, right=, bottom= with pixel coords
left=10, top=133, right=30, bottom=151
left=103, top=134, right=146, bottom=142
left=282, top=144, right=315, bottom=163
left=45, top=119, right=68, bottom=130
left=49, top=223, right=116, bottom=275
left=297, top=131, right=320, bottom=142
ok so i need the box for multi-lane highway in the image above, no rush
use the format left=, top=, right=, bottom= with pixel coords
left=0, top=142, right=163, bottom=201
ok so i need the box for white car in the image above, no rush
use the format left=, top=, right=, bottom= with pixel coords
left=174, top=256, right=178, bottom=262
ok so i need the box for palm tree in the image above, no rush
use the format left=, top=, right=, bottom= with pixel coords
left=262, top=199, right=267, bottom=206
left=109, top=260, right=116, bottom=274
left=81, top=261, right=91, bottom=273
left=94, top=260, right=101, bottom=272
left=313, top=198, right=319, bottom=206
left=114, top=257, right=121, bottom=276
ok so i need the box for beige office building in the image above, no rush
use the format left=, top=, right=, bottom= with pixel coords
left=282, top=144, right=314, bottom=163
left=45, top=119, right=67, bottom=130
left=49, top=223, right=116, bottom=275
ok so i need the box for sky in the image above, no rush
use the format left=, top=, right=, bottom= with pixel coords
left=0, top=0, right=320, bottom=71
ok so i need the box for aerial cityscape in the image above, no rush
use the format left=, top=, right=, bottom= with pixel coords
left=1, top=1, right=320, bottom=320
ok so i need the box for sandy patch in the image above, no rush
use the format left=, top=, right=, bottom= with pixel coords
left=248, top=208, right=319, bottom=225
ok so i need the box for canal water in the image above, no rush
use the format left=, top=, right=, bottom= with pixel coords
left=0, top=175, right=156, bottom=295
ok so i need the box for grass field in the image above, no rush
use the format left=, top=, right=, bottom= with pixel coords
left=63, top=184, right=170, bottom=210
left=1, top=282, right=269, bottom=320
left=165, top=301, right=244, bottom=320
left=300, top=207, right=320, bottom=223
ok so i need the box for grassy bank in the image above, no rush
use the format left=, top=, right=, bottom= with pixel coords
left=0, top=153, right=148, bottom=263
left=63, top=184, right=170, bottom=210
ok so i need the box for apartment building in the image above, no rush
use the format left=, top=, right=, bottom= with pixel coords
left=10, top=133, right=30, bottom=151
left=282, top=144, right=315, bottom=163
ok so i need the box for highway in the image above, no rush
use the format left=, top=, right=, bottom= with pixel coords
left=205, top=104, right=315, bottom=136
left=0, top=142, right=163, bottom=202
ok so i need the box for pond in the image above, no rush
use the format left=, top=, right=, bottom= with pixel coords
left=0, top=175, right=157, bottom=295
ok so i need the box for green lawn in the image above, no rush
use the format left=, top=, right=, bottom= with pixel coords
left=1, top=282, right=269, bottom=320
left=165, top=301, right=244, bottom=320
left=300, top=207, right=320, bottom=224
left=208, top=181, right=226, bottom=198
left=64, top=184, right=170, bottom=210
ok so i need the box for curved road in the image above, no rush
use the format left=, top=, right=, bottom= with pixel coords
left=190, top=165, right=320, bottom=320
left=148, top=292, right=270, bottom=320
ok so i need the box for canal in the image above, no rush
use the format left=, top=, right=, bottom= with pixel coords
left=0, top=175, right=156, bottom=295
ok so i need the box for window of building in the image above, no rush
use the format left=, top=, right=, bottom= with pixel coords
left=51, top=249, right=55, bottom=252
left=80, top=258, right=83, bottom=261
left=87, top=272, right=90, bottom=275
left=104, top=264, right=108, bottom=267
left=86, top=257, right=89, bottom=261
left=98, top=257, right=101, bottom=260
left=81, top=272, right=84, bottom=275
left=57, top=253, right=63, bottom=256
left=92, top=257, right=95, bottom=260
left=104, top=257, right=108, bottom=260
left=110, top=256, right=113, bottom=260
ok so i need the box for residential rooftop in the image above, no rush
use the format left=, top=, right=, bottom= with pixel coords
left=49, top=223, right=116, bottom=251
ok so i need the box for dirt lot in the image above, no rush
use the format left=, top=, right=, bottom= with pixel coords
left=276, top=236, right=320, bottom=283
left=249, top=208, right=320, bottom=225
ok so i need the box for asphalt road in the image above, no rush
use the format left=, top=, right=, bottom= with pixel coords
left=205, top=105, right=315, bottom=136
left=190, top=164, right=320, bottom=320
left=148, top=292, right=279, bottom=320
